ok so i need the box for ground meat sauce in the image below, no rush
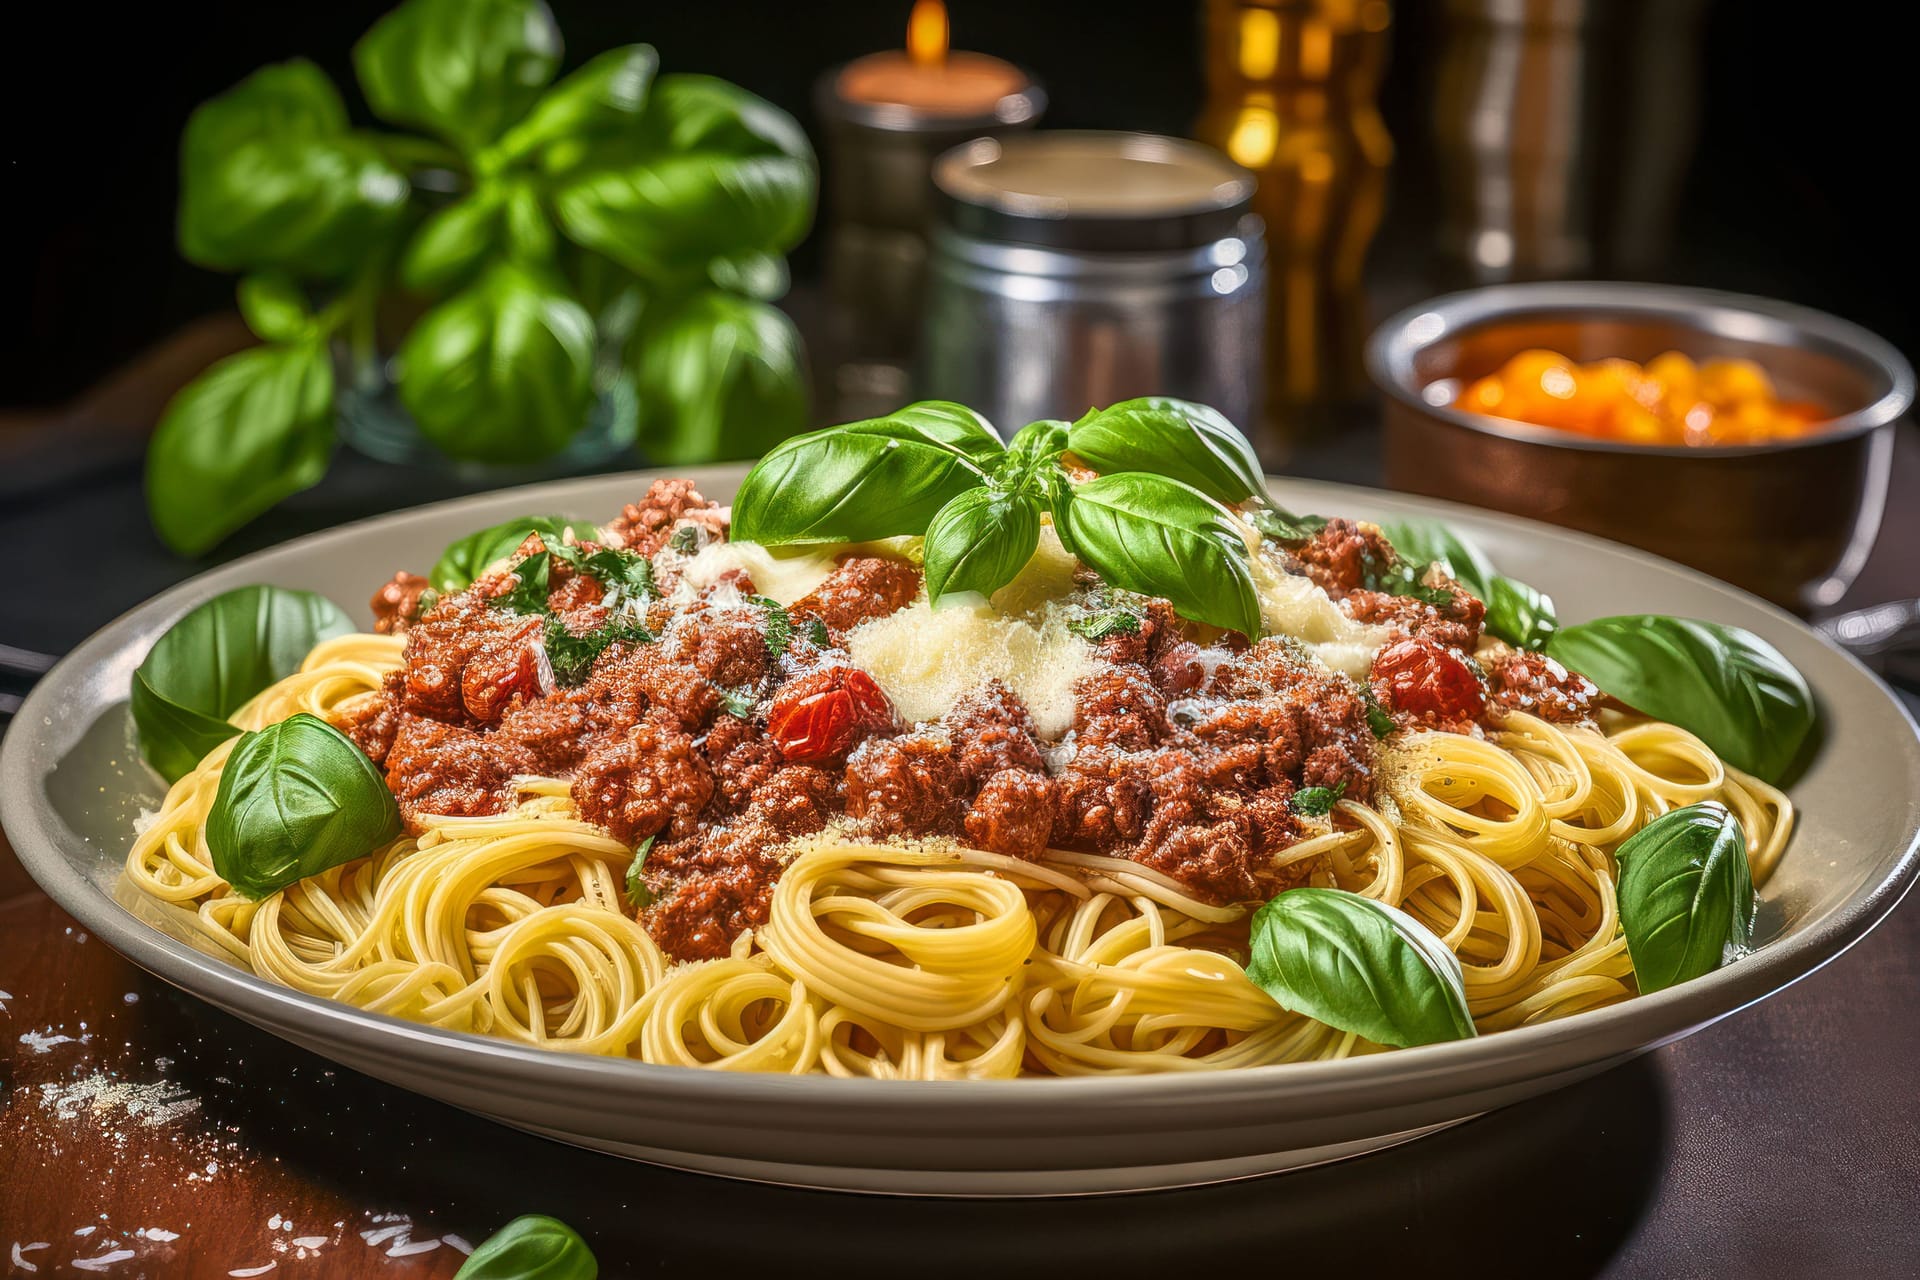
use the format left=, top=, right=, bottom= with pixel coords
left=337, top=486, right=1557, bottom=961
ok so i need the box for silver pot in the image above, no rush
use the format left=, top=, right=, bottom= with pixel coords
left=919, top=132, right=1267, bottom=438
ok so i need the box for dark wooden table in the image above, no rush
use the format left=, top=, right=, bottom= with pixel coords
left=4, top=330, right=1918, bottom=1278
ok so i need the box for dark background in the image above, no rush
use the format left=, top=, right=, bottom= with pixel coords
left=4, top=0, right=1914, bottom=409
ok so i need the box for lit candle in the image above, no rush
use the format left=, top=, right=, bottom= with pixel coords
left=813, top=0, right=1045, bottom=408
left=837, top=0, right=1031, bottom=119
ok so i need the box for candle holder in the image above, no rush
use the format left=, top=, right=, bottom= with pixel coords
left=812, top=39, right=1044, bottom=417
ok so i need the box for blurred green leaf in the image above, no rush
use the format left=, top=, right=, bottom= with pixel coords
left=178, top=60, right=409, bottom=277
left=354, top=0, right=562, bottom=156
left=706, top=250, right=789, bottom=300
left=398, top=261, right=595, bottom=463
left=497, top=44, right=658, bottom=162
left=400, top=190, right=505, bottom=292
left=632, top=290, right=808, bottom=464
left=552, top=75, right=814, bottom=280
left=236, top=273, right=313, bottom=343
left=146, top=343, right=336, bottom=555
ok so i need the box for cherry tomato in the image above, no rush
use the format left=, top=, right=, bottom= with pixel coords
left=767, top=666, right=895, bottom=761
left=1371, top=638, right=1485, bottom=723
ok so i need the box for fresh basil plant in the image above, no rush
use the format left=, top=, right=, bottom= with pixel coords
left=1613, top=803, right=1756, bottom=993
left=1546, top=615, right=1815, bottom=783
left=130, top=586, right=354, bottom=781
left=1245, top=888, right=1476, bottom=1048
left=207, top=713, right=404, bottom=900
left=731, top=398, right=1270, bottom=636
left=153, top=0, right=817, bottom=555
left=454, top=1214, right=597, bottom=1280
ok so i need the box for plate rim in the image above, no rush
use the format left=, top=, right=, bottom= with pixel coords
left=4, top=468, right=1917, bottom=1118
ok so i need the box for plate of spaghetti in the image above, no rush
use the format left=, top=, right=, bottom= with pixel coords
left=5, top=398, right=1917, bottom=1194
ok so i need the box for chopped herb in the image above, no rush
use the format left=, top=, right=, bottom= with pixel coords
left=1292, top=780, right=1348, bottom=817
left=1362, top=548, right=1457, bottom=609
left=1067, top=609, right=1143, bottom=642
left=804, top=618, right=831, bottom=648
left=667, top=525, right=700, bottom=554
left=546, top=540, right=657, bottom=596
left=754, top=596, right=792, bottom=656
left=1364, top=692, right=1394, bottom=739
left=543, top=613, right=654, bottom=686
left=1251, top=507, right=1330, bottom=543
left=716, top=686, right=757, bottom=720
left=624, top=834, right=657, bottom=910
left=489, top=550, right=552, bottom=615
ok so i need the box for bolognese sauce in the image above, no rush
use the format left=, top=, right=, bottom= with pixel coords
left=339, top=477, right=1595, bottom=962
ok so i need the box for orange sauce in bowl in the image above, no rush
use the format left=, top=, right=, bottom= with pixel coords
left=1458, top=349, right=1829, bottom=446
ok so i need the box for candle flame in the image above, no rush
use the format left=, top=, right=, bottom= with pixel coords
left=907, top=0, right=949, bottom=67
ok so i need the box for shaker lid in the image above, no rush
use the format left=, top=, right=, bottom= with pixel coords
left=932, top=131, right=1256, bottom=251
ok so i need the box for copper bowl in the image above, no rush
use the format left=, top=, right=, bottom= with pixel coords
left=1367, top=282, right=1913, bottom=612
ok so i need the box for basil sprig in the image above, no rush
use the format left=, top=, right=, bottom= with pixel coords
left=454, top=1214, right=598, bottom=1280
left=151, top=0, right=817, bottom=555
left=207, top=713, right=404, bottom=900
left=131, top=586, right=354, bottom=782
left=1614, top=803, right=1756, bottom=993
left=732, top=398, right=1268, bottom=636
left=1379, top=519, right=1558, bottom=650
left=1546, top=616, right=1815, bottom=783
left=1246, top=888, right=1476, bottom=1048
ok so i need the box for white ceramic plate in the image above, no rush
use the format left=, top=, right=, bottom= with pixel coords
left=5, top=468, right=1916, bottom=1195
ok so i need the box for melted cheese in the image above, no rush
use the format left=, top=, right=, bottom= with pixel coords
left=1244, top=534, right=1391, bottom=679
left=846, top=598, right=1095, bottom=738
left=676, top=535, right=921, bottom=607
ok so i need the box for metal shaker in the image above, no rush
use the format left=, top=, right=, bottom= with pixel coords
left=919, top=132, right=1267, bottom=441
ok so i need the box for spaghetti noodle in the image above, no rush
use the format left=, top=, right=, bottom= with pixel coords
left=126, top=634, right=1793, bottom=1077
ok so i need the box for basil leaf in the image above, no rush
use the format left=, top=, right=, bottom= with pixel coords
left=1066, top=610, right=1142, bottom=642
left=178, top=59, right=409, bottom=277
left=1291, top=780, right=1347, bottom=817
left=1545, top=616, right=1815, bottom=782
left=923, top=488, right=1042, bottom=605
left=236, top=274, right=313, bottom=344
left=352, top=0, right=561, bottom=156
left=454, top=1214, right=597, bottom=1280
left=146, top=343, right=337, bottom=556
left=803, top=618, right=831, bottom=648
left=207, top=713, right=402, bottom=900
left=400, top=189, right=505, bottom=293
left=131, top=586, right=354, bottom=783
left=730, top=402, right=1003, bottom=545
left=624, top=834, right=659, bottom=910
left=1380, top=519, right=1557, bottom=650
left=705, top=250, right=791, bottom=301
left=630, top=290, right=809, bottom=465
left=497, top=44, right=659, bottom=162
left=1065, top=397, right=1266, bottom=506
left=1249, top=508, right=1329, bottom=543
left=1245, top=888, right=1476, bottom=1048
left=551, top=74, right=814, bottom=278
left=1052, top=474, right=1261, bottom=638
left=431, top=515, right=595, bottom=593
left=1487, top=576, right=1558, bottom=651
left=397, top=262, right=596, bottom=464
left=1614, top=803, right=1755, bottom=993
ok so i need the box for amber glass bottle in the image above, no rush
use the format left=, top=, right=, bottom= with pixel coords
left=1196, top=0, right=1392, bottom=442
